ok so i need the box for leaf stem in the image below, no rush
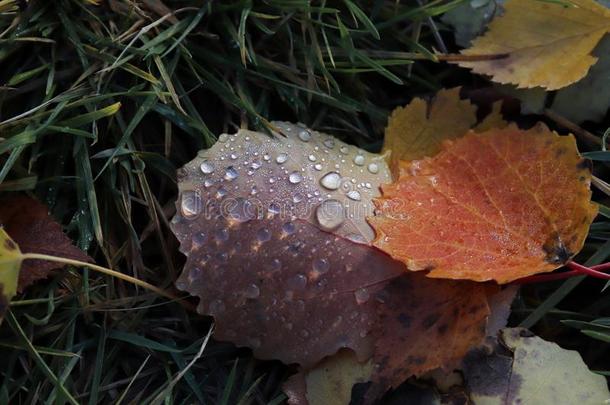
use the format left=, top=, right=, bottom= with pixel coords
left=20, top=253, right=178, bottom=301
left=514, top=261, right=610, bottom=284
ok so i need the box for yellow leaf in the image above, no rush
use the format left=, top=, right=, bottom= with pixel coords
left=474, top=100, right=507, bottom=132
left=383, top=87, right=477, bottom=176
left=457, top=0, right=610, bottom=90
left=0, top=228, right=22, bottom=323
left=284, top=350, right=374, bottom=405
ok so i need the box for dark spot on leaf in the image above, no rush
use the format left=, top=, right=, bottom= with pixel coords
left=438, top=323, right=449, bottom=335
left=576, top=159, right=592, bottom=171
left=555, top=148, right=566, bottom=157
left=542, top=233, right=572, bottom=264
left=422, top=313, right=440, bottom=328
left=3, top=238, right=16, bottom=251
left=407, top=355, right=426, bottom=365
left=397, top=313, right=412, bottom=328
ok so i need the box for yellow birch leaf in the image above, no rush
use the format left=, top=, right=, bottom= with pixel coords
left=383, top=87, right=477, bottom=176
left=457, top=0, right=610, bottom=90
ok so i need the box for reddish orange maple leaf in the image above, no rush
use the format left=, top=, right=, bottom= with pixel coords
left=369, top=124, right=597, bottom=283
left=0, top=195, right=91, bottom=291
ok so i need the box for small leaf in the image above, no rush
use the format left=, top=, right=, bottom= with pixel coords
left=457, top=0, right=610, bottom=90
left=383, top=87, right=477, bottom=173
left=383, top=87, right=507, bottom=176
left=370, top=124, right=597, bottom=283
left=462, top=328, right=610, bottom=404
left=0, top=229, right=22, bottom=323
left=284, top=350, right=373, bottom=405
left=0, top=196, right=91, bottom=291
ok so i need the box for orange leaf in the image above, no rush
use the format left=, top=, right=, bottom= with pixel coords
left=369, top=124, right=597, bottom=283
left=0, top=195, right=91, bottom=291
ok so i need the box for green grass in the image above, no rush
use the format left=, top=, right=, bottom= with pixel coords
left=0, top=0, right=609, bottom=403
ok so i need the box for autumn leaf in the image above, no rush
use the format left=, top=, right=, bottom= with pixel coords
left=383, top=87, right=506, bottom=176
left=283, top=350, right=373, bottom=405
left=370, top=124, right=597, bottom=283
left=457, top=0, right=610, bottom=90
left=0, top=195, right=91, bottom=291
left=462, top=328, right=610, bottom=404
left=366, top=276, right=495, bottom=401
left=171, top=123, right=501, bottom=399
left=0, top=229, right=22, bottom=323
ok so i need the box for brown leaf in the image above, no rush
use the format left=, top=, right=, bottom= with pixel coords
left=367, top=276, right=494, bottom=399
left=172, top=124, right=503, bottom=402
left=0, top=195, right=91, bottom=291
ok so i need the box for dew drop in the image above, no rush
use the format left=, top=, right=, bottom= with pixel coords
left=323, top=139, right=335, bottom=149
left=346, top=233, right=367, bottom=244
left=251, top=159, right=262, bottom=169
left=289, top=171, right=303, bottom=184
left=353, top=154, right=365, bottom=166
left=204, top=179, right=215, bottom=188
left=180, top=191, right=201, bottom=218
left=320, top=172, right=341, bottom=190
left=298, top=129, right=312, bottom=142
left=224, top=166, right=238, bottom=180
left=312, top=258, right=330, bottom=274
left=188, top=267, right=202, bottom=282
left=354, top=288, right=370, bottom=304
left=268, top=202, right=281, bottom=215
left=192, top=232, right=206, bottom=246
left=282, top=222, right=296, bottom=235
left=230, top=153, right=238, bottom=160
left=340, top=145, right=349, bottom=154
left=314, top=164, right=323, bottom=171
left=287, top=274, right=308, bottom=290
left=276, top=153, right=288, bottom=164
left=271, top=258, right=282, bottom=271
left=367, top=163, right=379, bottom=174
left=263, top=154, right=271, bottom=161
left=346, top=190, right=361, bottom=201
left=218, top=134, right=229, bottom=143
left=215, top=228, right=229, bottom=242
left=226, top=197, right=256, bottom=223
left=257, top=228, right=271, bottom=242
left=200, top=161, right=215, bottom=174
left=308, top=154, right=317, bottom=162
left=244, top=284, right=260, bottom=299
left=208, top=299, right=225, bottom=315
left=316, top=199, right=345, bottom=230
left=216, top=187, right=227, bottom=198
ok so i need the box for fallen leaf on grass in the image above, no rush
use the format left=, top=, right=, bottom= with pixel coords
left=0, top=229, right=22, bottom=323
left=284, top=350, right=373, bottom=405
left=383, top=87, right=506, bottom=176
left=457, top=0, right=610, bottom=90
left=0, top=195, right=91, bottom=291
left=370, top=124, right=597, bottom=283
left=171, top=124, right=500, bottom=400
left=366, top=276, right=494, bottom=400
left=462, top=328, right=610, bottom=404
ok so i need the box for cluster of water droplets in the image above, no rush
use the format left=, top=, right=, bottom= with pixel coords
left=170, top=122, right=398, bottom=361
